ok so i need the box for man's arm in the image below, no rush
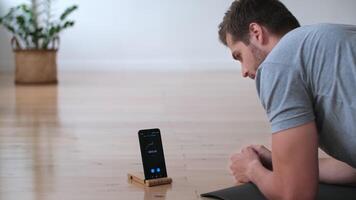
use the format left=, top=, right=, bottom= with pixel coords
left=319, top=157, right=356, bottom=185
left=251, top=145, right=356, bottom=186
left=247, top=121, right=319, bottom=200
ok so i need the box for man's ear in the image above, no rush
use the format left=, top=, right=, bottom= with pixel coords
left=248, top=23, right=266, bottom=46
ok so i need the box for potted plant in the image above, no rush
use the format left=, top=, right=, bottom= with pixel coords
left=0, top=0, right=78, bottom=84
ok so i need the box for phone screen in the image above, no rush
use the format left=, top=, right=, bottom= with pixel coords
left=138, top=128, right=167, bottom=180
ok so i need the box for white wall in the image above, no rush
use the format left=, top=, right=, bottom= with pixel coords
left=1, top=0, right=356, bottom=71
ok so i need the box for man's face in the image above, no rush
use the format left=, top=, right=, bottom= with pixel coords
left=226, top=33, right=267, bottom=79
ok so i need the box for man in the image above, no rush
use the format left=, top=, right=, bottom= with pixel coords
left=218, top=0, right=356, bottom=199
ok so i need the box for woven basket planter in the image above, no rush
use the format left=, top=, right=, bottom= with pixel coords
left=12, top=37, right=59, bottom=84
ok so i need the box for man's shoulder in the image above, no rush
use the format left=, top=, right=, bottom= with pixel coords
left=279, top=23, right=355, bottom=48
left=288, top=23, right=353, bottom=38
left=298, top=23, right=347, bottom=30
left=261, top=23, right=354, bottom=68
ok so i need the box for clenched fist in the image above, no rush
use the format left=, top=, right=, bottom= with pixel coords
left=229, top=146, right=261, bottom=184
left=249, top=145, right=273, bottom=170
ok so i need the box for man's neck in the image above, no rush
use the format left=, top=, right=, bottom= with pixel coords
left=265, top=35, right=282, bottom=54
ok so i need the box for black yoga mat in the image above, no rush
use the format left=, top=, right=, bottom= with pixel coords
left=201, top=183, right=356, bottom=200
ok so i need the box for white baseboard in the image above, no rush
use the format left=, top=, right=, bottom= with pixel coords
left=0, top=59, right=240, bottom=72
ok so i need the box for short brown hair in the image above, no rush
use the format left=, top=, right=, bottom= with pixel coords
left=219, top=0, right=300, bottom=45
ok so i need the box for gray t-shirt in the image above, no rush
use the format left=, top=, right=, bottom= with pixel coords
left=255, top=23, right=356, bottom=167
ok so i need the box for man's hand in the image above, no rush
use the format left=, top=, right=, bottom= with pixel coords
left=250, top=145, right=273, bottom=170
left=229, top=146, right=261, bottom=184
left=228, top=122, right=319, bottom=200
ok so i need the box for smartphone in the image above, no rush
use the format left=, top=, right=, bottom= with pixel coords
left=138, top=128, right=168, bottom=180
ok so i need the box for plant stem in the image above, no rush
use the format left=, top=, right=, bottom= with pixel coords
left=31, top=0, right=39, bottom=48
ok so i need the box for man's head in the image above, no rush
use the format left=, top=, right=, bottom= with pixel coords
left=219, top=0, right=300, bottom=79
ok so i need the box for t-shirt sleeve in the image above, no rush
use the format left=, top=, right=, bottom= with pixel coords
left=256, top=63, right=315, bottom=133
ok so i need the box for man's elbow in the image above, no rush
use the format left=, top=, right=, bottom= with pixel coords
left=280, top=187, right=317, bottom=200
left=264, top=185, right=317, bottom=200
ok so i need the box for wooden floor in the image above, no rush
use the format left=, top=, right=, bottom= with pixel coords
left=0, top=70, right=271, bottom=200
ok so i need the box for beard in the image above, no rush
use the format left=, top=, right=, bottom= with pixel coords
left=249, top=43, right=268, bottom=68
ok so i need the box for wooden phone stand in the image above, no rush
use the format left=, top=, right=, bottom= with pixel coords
left=127, top=172, right=172, bottom=187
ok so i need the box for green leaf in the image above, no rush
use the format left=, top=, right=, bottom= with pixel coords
left=4, top=7, right=16, bottom=19
left=4, top=23, right=16, bottom=34
left=56, top=25, right=61, bottom=33
left=16, top=16, right=25, bottom=26
left=60, top=5, right=78, bottom=21
left=48, top=25, right=61, bottom=36
left=49, top=26, right=56, bottom=36
left=20, top=4, right=31, bottom=13
left=36, top=27, right=43, bottom=33
left=63, top=21, right=75, bottom=29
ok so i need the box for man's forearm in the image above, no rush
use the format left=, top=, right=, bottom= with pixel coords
left=247, top=157, right=356, bottom=200
left=319, top=157, right=356, bottom=185
left=247, top=160, right=318, bottom=200
left=247, top=161, right=282, bottom=200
